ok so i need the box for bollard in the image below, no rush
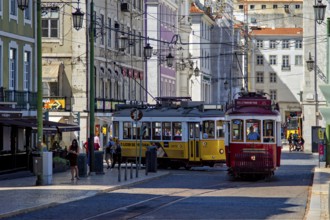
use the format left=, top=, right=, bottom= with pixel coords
left=130, top=162, right=133, bottom=179
left=124, top=162, right=127, bottom=181
left=136, top=161, right=139, bottom=178
left=118, top=166, right=121, bottom=182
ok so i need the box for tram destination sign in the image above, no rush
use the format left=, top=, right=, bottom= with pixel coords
left=235, top=99, right=271, bottom=107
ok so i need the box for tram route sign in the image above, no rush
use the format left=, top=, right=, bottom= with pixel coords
left=130, top=108, right=143, bottom=121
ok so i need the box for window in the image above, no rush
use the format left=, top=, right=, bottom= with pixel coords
left=152, top=122, right=162, bottom=140
left=284, top=5, right=289, bottom=9
left=295, top=55, right=303, bottom=65
left=9, top=48, right=16, bottom=90
left=246, top=119, right=261, bottom=141
left=269, top=40, right=277, bottom=49
left=10, top=0, right=17, bottom=16
left=216, top=120, right=224, bottom=138
left=295, top=5, right=301, bottom=9
left=123, top=122, right=132, bottom=139
left=261, top=5, right=266, bottom=9
left=282, top=40, right=289, bottom=49
left=24, top=0, right=31, bottom=20
left=256, top=40, right=263, bottom=48
left=256, top=89, right=264, bottom=94
left=257, top=72, right=264, bottom=83
left=269, top=55, right=277, bottom=65
left=250, top=5, right=255, bottom=10
left=239, top=5, right=244, bottom=10
left=270, top=72, right=277, bottom=83
left=231, top=119, right=244, bottom=142
left=203, top=120, right=215, bottom=139
left=100, top=14, right=104, bottom=45
left=41, top=7, right=59, bottom=38
left=257, top=55, right=263, bottom=65
left=173, top=122, right=182, bottom=140
left=24, top=51, right=31, bottom=91
left=263, top=120, right=275, bottom=143
left=273, top=5, right=278, bottom=9
left=162, top=122, right=171, bottom=140
left=295, top=40, right=302, bottom=49
left=113, top=121, right=119, bottom=138
left=282, top=55, right=290, bottom=67
left=270, top=90, right=277, bottom=100
left=107, top=18, right=112, bottom=48
left=142, top=122, right=151, bottom=140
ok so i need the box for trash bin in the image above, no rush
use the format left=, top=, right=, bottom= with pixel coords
left=78, top=153, right=87, bottom=177
left=146, top=146, right=157, bottom=172
left=33, top=155, right=42, bottom=176
left=94, top=151, right=105, bottom=174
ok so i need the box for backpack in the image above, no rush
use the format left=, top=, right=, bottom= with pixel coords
left=105, top=141, right=112, bottom=154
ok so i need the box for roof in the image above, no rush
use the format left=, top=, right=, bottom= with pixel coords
left=250, top=27, right=303, bottom=36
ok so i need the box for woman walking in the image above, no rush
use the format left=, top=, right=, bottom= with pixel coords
left=68, top=139, right=80, bottom=180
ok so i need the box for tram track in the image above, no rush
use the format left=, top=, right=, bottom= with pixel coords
left=82, top=176, right=262, bottom=220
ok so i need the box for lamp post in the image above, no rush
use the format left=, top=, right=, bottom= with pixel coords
left=308, top=0, right=327, bottom=127
left=17, top=0, right=83, bottom=185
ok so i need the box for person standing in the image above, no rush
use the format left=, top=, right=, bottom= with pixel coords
left=111, top=139, right=122, bottom=169
left=68, top=139, right=80, bottom=181
left=94, top=134, right=100, bottom=151
left=288, top=133, right=293, bottom=152
left=105, top=137, right=114, bottom=169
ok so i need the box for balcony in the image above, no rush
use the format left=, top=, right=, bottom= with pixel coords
left=0, top=88, right=37, bottom=110
left=281, top=65, right=291, bottom=71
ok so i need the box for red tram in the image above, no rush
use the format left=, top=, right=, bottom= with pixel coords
left=225, top=92, right=282, bottom=179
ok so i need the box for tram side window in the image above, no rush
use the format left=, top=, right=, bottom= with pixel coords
left=142, top=122, right=151, bottom=140
left=113, top=121, right=119, bottom=138
left=173, top=122, right=182, bottom=140
left=263, top=120, right=275, bottom=142
left=152, top=122, right=162, bottom=140
left=216, top=120, right=224, bottom=138
left=162, top=122, right=171, bottom=140
left=203, top=120, right=215, bottom=139
left=123, top=122, right=132, bottom=139
left=246, top=119, right=261, bottom=141
left=231, top=119, right=244, bottom=141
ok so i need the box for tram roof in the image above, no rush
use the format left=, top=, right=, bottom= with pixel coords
left=225, top=92, right=280, bottom=116
left=113, top=104, right=225, bottom=119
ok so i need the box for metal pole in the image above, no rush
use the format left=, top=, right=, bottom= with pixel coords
left=315, top=0, right=319, bottom=127
left=89, top=0, right=95, bottom=173
left=36, top=0, right=43, bottom=186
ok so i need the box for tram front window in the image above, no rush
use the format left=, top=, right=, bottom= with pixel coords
left=246, top=120, right=261, bottom=141
left=231, top=119, right=243, bottom=141
left=123, top=122, right=132, bottom=139
left=216, top=120, right=224, bottom=138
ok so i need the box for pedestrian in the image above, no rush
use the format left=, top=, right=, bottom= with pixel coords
left=68, top=139, right=80, bottom=181
left=293, top=131, right=299, bottom=150
left=105, top=137, right=114, bottom=169
left=94, top=134, right=100, bottom=151
left=111, top=139, right=122, bottom=169
left=288, top=133, right=293, bottom=152
left=299, top=136, right=305, bottom=152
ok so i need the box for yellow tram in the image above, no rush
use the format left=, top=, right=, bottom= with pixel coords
left=112, top=97, right=226, bottom=169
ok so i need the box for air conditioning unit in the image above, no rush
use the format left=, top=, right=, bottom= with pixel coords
left=121, top=3, right=129, bottom=12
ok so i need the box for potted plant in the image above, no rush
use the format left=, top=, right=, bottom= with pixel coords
left=53, top=156, right=69, bottom=173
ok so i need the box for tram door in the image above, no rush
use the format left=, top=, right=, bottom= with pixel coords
left=188, top=122, right=200, bottom=161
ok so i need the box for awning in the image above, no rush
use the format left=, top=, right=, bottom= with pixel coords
left=0, top=118, right=80, bottom=134
left=43, top=63, right=62, bottom=82
left=319, top=107, right=330, bottom=124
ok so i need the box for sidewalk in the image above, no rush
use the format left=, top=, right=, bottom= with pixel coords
left=281, top=140, right=330, bottom=220
left=0, top=166, right=169, bottom=219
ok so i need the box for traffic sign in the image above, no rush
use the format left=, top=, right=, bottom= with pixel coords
left=130, top=108, right=143, bottom=121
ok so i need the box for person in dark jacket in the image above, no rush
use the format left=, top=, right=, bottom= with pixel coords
left=111, top=139, right=122, bottom=169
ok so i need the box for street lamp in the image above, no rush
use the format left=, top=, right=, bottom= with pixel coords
left=18, top=0, right=84, bottom=185
left=308, top=0, right=327, bottom=127
left=166, top=53, right=174, bottom=67
left=144, top=43, right=153, bottom=60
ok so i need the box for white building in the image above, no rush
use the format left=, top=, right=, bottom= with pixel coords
left=249, top=27, right=303, bottom=140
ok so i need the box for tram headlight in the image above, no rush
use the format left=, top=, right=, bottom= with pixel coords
left=219, top=149, right=224, bottom=154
